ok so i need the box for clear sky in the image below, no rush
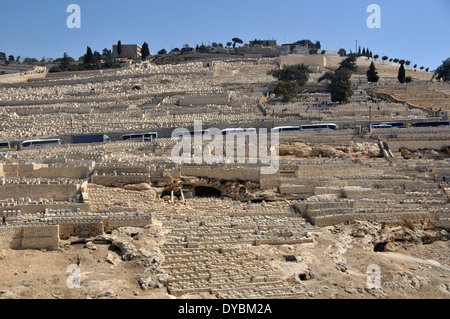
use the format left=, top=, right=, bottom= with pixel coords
left=1, top=0, right=449, bottom=70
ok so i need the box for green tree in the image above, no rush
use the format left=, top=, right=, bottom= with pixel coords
left=92, top=51, right=101, bottom=66
left=373, top=54, right=379, bottom=60
left=315, top=41, right=321, bottom=50
left=398, top=63, right=406, bottom=83
left=8, top=55, right=14, bottom=62
left=318, top=71, right=334, bottom=84
left=226, top=42, right=232, bottom=48
left=232, top=37, right=243, bottom=48
left=117, top=40, right=122, bottom=55
left=267, top=63, right=311, bottom=86
left=198, top=44, right=210, bottom=53
left=434, top=58, right=450, bottom=81
left=49, top=66, right=62, bottom=73
left=405, top=76, right=413, bottom=83
left=298, top=39, right=316, bottom=49
left=83, top=46, right=93, bottom=64
left=328, top=68, right=353, bottom=103
left=338, top=48, right=347, bottom=57
left=382, top=56, right=388, bottom=62
left=366, top=61, right=380, bottom=83
left=0, top=52, right=6, bottom=61
left=339, top=54, right=358, bottom=72
left=60, top=52, right=71, bottom=71
left=324, top=55, right=358, bottom=104
left=273, top=81, right=301, bottom=102
left=102, top=48, right=112, bottom=59
left=158, top=48, right=167, bottom=55
left=141, top=42, right=150, bottom=60
left=23, top=57, right=38, bottom=64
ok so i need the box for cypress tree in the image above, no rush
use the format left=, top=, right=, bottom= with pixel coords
left=117, top=40, right=122, bottom=56
left=398, top=63, right=406, bottom=83
left=367, top=61, right=380, bottom=83
left=141, top=42, right=150, bottom=60
left=83, top=46, right=93, bottom=64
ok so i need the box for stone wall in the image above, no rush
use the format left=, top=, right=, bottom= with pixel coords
left=178, top=92, right=232, bottom=106
left=0, top=183, right=78, bottom=201
left=91, top=174, right=152, bottom=186
left=280, top=55, right=326, bottom=71
left=103, top=213, right=152, bottom=231
left=311, top=211, right=431, bottom=227
left=0, top=225, right=59, bottom=250
left=1, top=203, right=90, bottom=215
left=0, top=164, right=89, bottom=179
left=58, top=221, right=103, bottom=240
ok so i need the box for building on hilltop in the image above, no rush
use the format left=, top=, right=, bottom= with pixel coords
left=112, top=44, right=142, bottom=59
left=249, top=40, right=278, bottom=47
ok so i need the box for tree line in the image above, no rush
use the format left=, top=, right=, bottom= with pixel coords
left=268, top=55, right=450, bottom=104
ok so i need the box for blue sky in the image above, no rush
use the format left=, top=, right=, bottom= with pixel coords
left=1, top=0, right=449, bottom=70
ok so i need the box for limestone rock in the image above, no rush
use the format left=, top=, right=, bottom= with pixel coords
left=105, top=252, right=122, bottom=265
left=139, top=273, right=168, bottom=290
left=123, top=183, right=152, bottom=191
left=111, top=240, right=138, bottom=261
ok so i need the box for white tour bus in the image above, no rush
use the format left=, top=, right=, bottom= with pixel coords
left=120, top=132, right=158, bottom=141
left=272, top=124, right=338, bottom=133
left=221, top=128, right=257, bottom=135
left=20, top=139, right=62, bottom=148
left=271, top=126, right=300, bottom=133
left=299, top=123, right=338, bottom=131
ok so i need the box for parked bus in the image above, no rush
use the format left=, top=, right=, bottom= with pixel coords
left=20, top=139, right=62, bottom=148
left=221, top=128, right=257, bottom=135
left=372, top=124, right=392, bottom=129
left=299, top=123, right=338, bottom=131
left=72, top=134, right=111, bottom=144
left=372, top=122, right=406, bottom=128
left=120, top=132, right=158, bottom=141
left=0, top=141, right=11, bottom=149
left=271, top=126, right=300, bottom=133
left=410, top=121, right=450, bottom=128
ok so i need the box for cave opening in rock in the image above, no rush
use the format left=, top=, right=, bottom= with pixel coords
left=193, top=186, right=222, bottom=198
left=283, top=255, right=297, bottom=262
left=373, top=242, right=387, bottom=252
